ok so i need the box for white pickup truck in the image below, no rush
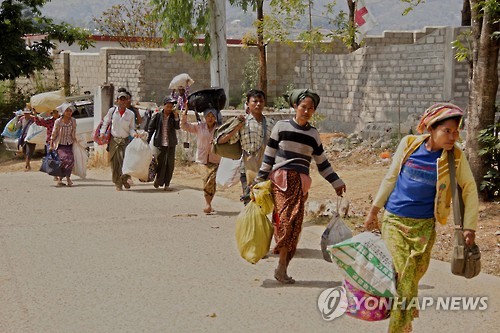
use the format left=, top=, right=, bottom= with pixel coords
left=3, top=95, right=95, bottom=153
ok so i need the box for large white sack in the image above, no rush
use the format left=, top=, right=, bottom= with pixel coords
left=25, top=123, right=46, bottom=144
left=30, top=89, right=66, bottom=113
left=72, top=137, right=88, bottom=179
left=122, top=131, right=152, bottom=180
left=327, top=232, right=397, bottom=298
left=216, top=157, right=241, bottom=189
left=168, top=73, right=194, bottom=89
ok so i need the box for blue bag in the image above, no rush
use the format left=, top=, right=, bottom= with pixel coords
left=40, top=150, right=64, bottom=177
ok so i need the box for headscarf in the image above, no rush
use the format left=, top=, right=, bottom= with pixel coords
left=288, top=89, right=320, bottom=109
left=57, top=102, right=75, bottom=115
left=416, top=103, right=464, bottom=134
left=203, top=108, right=222, bottom=125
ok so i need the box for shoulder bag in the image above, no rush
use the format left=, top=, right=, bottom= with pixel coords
left=448, top=150, right=481, bottom=279
left=213, top=116, right=244, bottom=160
left=93, top=107, right=116, bottom=145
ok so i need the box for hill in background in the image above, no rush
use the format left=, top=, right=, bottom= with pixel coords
left=41, top=0, right=463, bottom=38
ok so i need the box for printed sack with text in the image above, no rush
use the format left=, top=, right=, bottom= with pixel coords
left=327, top=232, right=396, bottom=298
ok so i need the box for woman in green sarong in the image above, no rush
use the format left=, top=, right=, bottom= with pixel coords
left=364, top=103, right=479, bottom=332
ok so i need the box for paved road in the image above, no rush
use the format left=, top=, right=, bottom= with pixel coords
left=0, top=169, right=498, bottom=332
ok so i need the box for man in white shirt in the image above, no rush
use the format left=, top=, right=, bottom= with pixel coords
left=99, top=91, right=137, bottom=191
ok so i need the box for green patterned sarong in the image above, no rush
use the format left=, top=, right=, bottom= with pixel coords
left=381, top=212, right=436, bottom=333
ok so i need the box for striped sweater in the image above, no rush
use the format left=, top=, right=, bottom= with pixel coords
left=255, top=119, right=345, bottom=189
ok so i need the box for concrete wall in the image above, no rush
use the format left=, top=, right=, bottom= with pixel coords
left=294, top=26, right=494, bottom=136
left=15, top=26, right=499, bottom=137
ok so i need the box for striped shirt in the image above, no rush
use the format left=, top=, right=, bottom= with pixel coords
left=52, top=118, right=76, bottom=146
left=255, top=119, right=344, bottom=189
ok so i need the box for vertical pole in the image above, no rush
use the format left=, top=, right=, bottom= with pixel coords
left=308, top=0, right=314, bottom=88
left=209, top=0, right=229, bottom=106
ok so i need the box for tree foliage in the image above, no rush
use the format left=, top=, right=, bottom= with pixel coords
left=0, top=0, right=93, bottom=81
left=93, top=0, right=163, bottom=48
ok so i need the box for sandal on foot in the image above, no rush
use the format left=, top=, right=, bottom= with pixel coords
left=67, top=180, right=73, bottom=187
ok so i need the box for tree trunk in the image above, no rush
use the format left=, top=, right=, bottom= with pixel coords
left=461, top=0, right=471, bottom=26
left=466, top=0, right=500, bottom=199
left=257, top=0, right=267, bottom=98
left=347, top=0, right=359, bottom=51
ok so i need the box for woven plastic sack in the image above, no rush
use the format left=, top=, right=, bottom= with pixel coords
left=343, top=279, right=390, bottom=321
left=25, top=123, right=46, bottom=144
left=320, top=213, right=353, bottom=262
left=235, top=201, right=273, bottom=264
left=72, top=136, right=88, bottom=179
left=30, top=89, right=66, bottom=113
left=327, top=232, right=397, bottom=298
left=122, top=131, right=152, bottom=180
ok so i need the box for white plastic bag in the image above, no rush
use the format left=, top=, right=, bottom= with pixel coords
left=72, top=136, right=88, bottom=179
left=148, top=131, right=159, bottom=157
left=216, top=157, right=241, bottom=188
left=321, top=213, right=353, bottom=262
left=25, top=123, right=46, bottom=144
left=327, top=232, right=397, bottom=298
left=122, top=131, right=152, bottom=180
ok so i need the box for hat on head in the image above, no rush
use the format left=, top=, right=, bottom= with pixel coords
left=117, top=91, right=128, bottom=99
left=416, top=103, right=464, bottom=134
left=163, top=96, right=177, bottom=105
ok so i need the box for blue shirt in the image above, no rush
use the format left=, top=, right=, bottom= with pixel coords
left=385, top=143, right=442, bottom=218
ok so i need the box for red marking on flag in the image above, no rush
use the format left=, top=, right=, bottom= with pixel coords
left=355, top=6, right=368, bottom=26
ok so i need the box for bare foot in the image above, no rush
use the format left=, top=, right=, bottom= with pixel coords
left=274, top=268, right=295, bottom=284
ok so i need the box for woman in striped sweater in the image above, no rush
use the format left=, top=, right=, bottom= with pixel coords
left=254, top=89, right=346, bottom=284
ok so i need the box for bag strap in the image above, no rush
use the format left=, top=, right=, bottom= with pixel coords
left=448, top=149, right=464, bottom=229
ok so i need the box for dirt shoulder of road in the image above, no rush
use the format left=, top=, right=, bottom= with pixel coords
left=1, top=141, right=498, bottom=277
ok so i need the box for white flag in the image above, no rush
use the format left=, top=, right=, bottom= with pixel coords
left=355, top=0, right=378, bottom=35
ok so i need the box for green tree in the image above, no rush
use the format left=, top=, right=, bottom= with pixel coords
left=404, top=0, right=500, bottom=199
left=466, top=0, right=500, bottom=198
left=0, top=0, right=93, bottom=81
left=93, top=0, right=163, bottom=48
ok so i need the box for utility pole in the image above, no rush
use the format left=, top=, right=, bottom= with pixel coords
left=209, top=0, right=229, bottom=105
left=308, top=0, right=314, bottom=88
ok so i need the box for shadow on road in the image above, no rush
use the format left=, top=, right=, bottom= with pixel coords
left=261, top=279, right=342, bottom=289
